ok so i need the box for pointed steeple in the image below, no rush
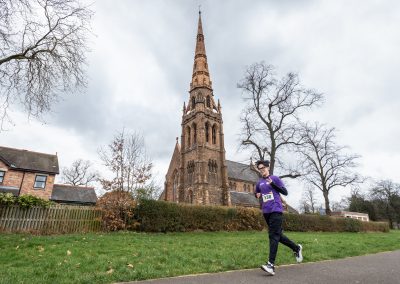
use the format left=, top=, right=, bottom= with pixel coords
left=190, top=11, right=212, bottom=91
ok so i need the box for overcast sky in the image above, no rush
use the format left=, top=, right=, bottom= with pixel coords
left=1, top=0, right=399, bottom=210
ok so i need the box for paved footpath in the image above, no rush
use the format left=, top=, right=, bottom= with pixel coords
left=120, top=250, right=400, bottom=284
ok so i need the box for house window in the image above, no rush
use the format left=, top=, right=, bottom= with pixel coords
left=0, top=170, right=5, bottom=183
left=34, top=175, right=47, bottom=189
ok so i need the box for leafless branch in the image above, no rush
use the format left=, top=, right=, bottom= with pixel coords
left=298, top=122, right=362, bottom=214
left=237, top=61, right=323, bottom=175
left=0, top=0, right=93, bottom=129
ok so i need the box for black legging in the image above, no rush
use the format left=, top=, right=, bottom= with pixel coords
left=263, top=212, right=298, bottom=264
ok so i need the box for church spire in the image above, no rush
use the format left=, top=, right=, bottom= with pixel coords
left=190, top=11, right=212, bottom=91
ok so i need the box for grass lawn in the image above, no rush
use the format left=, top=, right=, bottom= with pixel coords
left=1, top=230, right=399, bottom=283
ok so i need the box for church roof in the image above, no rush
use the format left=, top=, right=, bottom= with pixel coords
left=226, top=160, right=259, bottom=183
left=229, top=191, right=259, bottom=207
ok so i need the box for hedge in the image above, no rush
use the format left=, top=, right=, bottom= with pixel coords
left=135, top=199, right=389, bottom=233
left=283, top=213, right=389, bottom=233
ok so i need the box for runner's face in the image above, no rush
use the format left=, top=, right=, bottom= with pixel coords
left=257, top=165, right=269, bottom=177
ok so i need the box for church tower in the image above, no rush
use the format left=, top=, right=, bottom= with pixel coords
left=177, top=11, right=230, bottom=205
left=162, top=12, right=266, bottom=209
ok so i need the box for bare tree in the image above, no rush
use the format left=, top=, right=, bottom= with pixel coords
left=330, top=197, right=348, bottom=212
left=237, top=62, right=323, bottom=177
left=0, top=0, right=93, bottom=128
left=299, top=122, right=362, bottom=215
left=98, top=129, right=153, bottom=199
left=61, top=159, right=99, bottom=186
left=300, top=186, right=319, bottom=213
left=372, top=179, right=400, bottom=229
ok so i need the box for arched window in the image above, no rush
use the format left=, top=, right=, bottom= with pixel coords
left=212, top=125, right=217, bottom=144
left=188, top=190, right=194, bottom=204
left=191, top=96, right=195, bottom=109
left=187, top=126, right=191, bottom=147
left=172, top=171, right=178, bottom=202
left=206, top=96, right=211, bottom=108
left=193, top=123, right=197, bottom=144
left=205, top=122, right=209, bottom=143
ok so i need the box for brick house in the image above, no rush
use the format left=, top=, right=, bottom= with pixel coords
left=0, top=146, right=96, bottom=205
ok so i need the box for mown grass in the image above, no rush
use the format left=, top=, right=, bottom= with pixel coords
left=1, top=230, right=399, bottom=284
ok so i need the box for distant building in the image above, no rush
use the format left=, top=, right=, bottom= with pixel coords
left=331, top=211, right=369, bottom=222
left=0, top=146, right=97, bottom=205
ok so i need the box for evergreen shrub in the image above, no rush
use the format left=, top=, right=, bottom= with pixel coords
left=0, top=193, right=52, bottom=208
left=136, top=199, right=389, bottom=233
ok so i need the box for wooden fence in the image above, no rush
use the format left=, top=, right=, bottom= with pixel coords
left=0, top=205, right=103, bottom=234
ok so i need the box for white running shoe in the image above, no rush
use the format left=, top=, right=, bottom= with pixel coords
left=261, top=261, right=275, bottom=275
left=294, top=244, right=303, bottom=263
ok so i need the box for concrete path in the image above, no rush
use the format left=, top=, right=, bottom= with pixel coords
left=120, top=250, right=400, bottom=284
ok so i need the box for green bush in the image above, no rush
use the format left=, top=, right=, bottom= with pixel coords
left=283, top=213, right=389, bottom=232
left=136, top=199, right=389, bottom=233
left=136, top=199, right=264, bottom=232
left=16, top=195, right=53, bottom=208
left=0, top=193, right=52, bottom=208
left=0, top=193, right=16, bottom=206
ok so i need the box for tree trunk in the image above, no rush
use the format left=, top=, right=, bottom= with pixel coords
left=323, top=190, right=331, bottom=215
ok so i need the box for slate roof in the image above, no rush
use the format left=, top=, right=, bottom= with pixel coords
left=229, top=191, right=260, bottom=207
left=0, top=146, right=59, bottom=174
left=226, top=160, right=259, bottom=182
left=51, top=184, right=97, bottom=204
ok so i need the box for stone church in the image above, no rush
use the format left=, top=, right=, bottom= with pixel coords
left=160, top=12, right=260, bottom=208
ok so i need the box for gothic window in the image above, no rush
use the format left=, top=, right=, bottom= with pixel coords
left=187, top=161, right=195, bottom=185
left=205, top=122, right=209, bottom=143
left=187, top=161, right=195, bottom=174
left=206, top=96, right=211, bottom=108
left=187, top=127, right=191, bottom=147
left=212, top=125, right=217, bottom=144
left=191, top=96, right=195, bottom=109
left=188, top=190, right=194, bottom=204
left=193, top=123, right=197, bottom=144
left=172, top=171, right=179, bottom=202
